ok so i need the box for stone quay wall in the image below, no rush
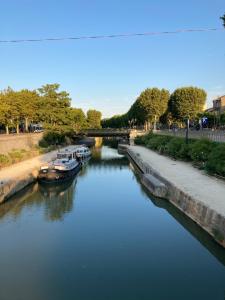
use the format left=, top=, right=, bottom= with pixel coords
left=119, top=144, right=225, bottom=248
left=0, top=133, right=43, bottom=154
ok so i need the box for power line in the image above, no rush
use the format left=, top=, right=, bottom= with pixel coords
left=0, top=28, right=224, bottom=44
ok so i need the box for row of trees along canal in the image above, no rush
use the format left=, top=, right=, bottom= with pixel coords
left=101, top=87, right=225, bottom=130
left=0, top=84, right=102, bottom=134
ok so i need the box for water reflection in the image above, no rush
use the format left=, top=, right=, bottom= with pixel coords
left=129, top=161, right=225, bottom=267
left=0, top=145, right=224, bottom=300
left=0, top=179, right=76, bottom=222
left=0, top=147, right=128, bottom=222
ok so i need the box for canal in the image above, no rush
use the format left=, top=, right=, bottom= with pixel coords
left=0, top=145, right=224, bottom=300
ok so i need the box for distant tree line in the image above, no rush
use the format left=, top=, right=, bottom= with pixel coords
left=102, top=86, right=207, bottom=129
left=0, top=84, right=102, bottom=134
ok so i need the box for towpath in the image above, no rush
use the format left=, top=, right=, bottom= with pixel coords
left=129, top=145, right=225, bottom=217
left=0, top=150, right=58, bottom=185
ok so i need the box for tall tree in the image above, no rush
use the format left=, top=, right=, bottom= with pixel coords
left=68, top=108, right=86, bottom=132
left=17, top=89, right=40, bottom=132
left=169, top=87, right=206, bottom=121
left=87, top=110, right=102, bottom=129
left=37, top=84, right=71, bottom=127
left=129, top=88, right=170, bottom=128
left=0, top=92, right=11, bottom=134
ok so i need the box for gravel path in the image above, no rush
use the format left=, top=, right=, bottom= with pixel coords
left=129, top=145, right=225, bottom=216
left=0, top=150, right=58, bottom=185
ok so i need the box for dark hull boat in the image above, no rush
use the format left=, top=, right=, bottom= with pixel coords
left=38, top=162, right=82, bottom=184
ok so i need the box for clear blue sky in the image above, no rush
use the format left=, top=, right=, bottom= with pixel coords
left=1, top=0, right=225, bottom=117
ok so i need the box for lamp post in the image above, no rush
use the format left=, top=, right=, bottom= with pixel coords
left=185, top=118, right=190, bottom=144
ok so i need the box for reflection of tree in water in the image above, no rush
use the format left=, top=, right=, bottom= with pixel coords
left=39, top=179, right=76, bottom=221
left=102, top=137, right=120, bottom=149
left=0, top=179, right=77, bottom=222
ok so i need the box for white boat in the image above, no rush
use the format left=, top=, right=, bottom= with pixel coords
left=38, top=147, right=83, bottom=184
left=74, top=146, right=91, bottom=159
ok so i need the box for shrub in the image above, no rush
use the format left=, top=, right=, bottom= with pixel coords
left=134, top=135, right=145, bottom=145
left=8, top=150, right=25, bottom=163
left=164, top=138, right=184, bottom=158
left=189, top=139, right=215, bottom=162
left=205, top=144, right=225, bottom=177
left=0, top=154, right=11, bottom=167
left=39, top=131, right=66, bottom=148
left=39, top=138, right=49, bottom=148
left=145, top=135, right=168, bottom=152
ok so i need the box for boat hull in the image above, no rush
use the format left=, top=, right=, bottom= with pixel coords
left=38, top=163, right=82, bottom=184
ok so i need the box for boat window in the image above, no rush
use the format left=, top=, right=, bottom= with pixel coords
left=57, top=154, right=67, bottom=159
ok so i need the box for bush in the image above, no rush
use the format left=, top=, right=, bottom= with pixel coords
left=0, top=154, right=11, bottom=167
left=8, top=150, right=25, bottom=163
left=164, top=138, right=184, bottom=158
left=205, top=144, right=225, bottom=177
left=39, top=131, right=66, bottom=148
left=146, top=135, right=168, bottom=152
left=134, top=133, right=225, bottom=178
left=134, top=135, right=145, bottom=145
left=189, top=139, right=215, bottom=162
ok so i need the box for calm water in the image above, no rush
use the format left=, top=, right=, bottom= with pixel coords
left=0, top=146, right=224, bottom=300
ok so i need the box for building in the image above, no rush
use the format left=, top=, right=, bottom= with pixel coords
left=206, top=95, right=225, bottom=113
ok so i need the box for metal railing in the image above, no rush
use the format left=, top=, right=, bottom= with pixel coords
left=154, top=129, right=225, bottom=143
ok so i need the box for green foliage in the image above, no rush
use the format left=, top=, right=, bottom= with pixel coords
left=39, top=131, right=66, bottom=147
left=0, top=84, right=100, bottom=134
left=134, top=135, right=146, bottom=145
left=130, top=88, right=170, bottom=124
left=0, top=154, right=10, bottom=166
left=205, top=144, right=225, bottom=176
left=135, top=133, right=224, bottom=177
left=102, top=114, right=128, bottom=128
left=87, top=109, right=102, bottom=129
left=8, top=149, right=25, bottom=163
left=169, top=87, right=206, bottom=121
left=189, top=139, right=215, bottom=162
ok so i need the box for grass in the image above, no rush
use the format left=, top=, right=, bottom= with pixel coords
left=0, top=145, right=57, bottom=169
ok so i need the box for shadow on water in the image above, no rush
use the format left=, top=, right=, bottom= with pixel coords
left=0, top=179, right=77, bottom=222
left=129, top=160, right=225, bottom=267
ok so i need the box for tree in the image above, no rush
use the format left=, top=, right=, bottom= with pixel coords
left=221, top=14, right=225, bottom=27
left=37, top=84, right=71, bottom=127
left=169, top=87, right=206, bottom=121
left=129, top=88, right=170, bottom=129
left=87, top=110, right=102, bottom=129
left=16, top=89, right=40, bottom=132
left=0, top=92, right=11, bottom=134
left=68, top=108, right=86, bottom=132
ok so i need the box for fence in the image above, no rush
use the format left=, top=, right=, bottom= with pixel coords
left=154, top=129, right=225, bottom=143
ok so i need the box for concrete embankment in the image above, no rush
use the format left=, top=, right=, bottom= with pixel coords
left=119, top=144, right=225, bottom=248
left=0, top=150, right=58, bottom=204
left=0, top=133, right=43, bottom=154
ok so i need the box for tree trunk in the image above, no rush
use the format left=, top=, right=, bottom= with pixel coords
left=16, top=123, right=19, bottom=134
left=6, top=125, right=9, bottom=135
left=25, top=117, right=29, bottom=132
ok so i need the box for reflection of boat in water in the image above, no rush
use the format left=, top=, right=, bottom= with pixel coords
left=39, top=177, right=76, bottom=197
left=38, top=146, right=91, bottom=184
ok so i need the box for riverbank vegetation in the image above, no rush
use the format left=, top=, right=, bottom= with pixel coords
left=0, top=146, right=56, bottom=169
left=135, top=133, right=225, bottom=177
left=0, top=84, right=102, bottom=134
left=102, top=86, right=207, bottom=129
